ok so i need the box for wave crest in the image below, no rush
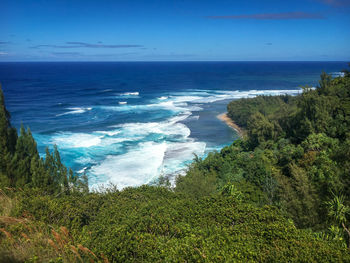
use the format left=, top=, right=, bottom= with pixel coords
left=56, top=107, right=92, bottom=116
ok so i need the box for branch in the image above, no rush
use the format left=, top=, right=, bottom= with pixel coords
left=342, top=223, right=350, bottom=249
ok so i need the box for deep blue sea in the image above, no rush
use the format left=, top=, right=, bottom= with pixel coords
left=0, top=62, right=346, bottom=189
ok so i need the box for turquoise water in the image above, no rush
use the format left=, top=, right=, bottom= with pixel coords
left=0, top=62, right=346, bottom=188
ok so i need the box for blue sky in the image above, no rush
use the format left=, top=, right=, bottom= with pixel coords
left=1, top=0, right=349, bottom=61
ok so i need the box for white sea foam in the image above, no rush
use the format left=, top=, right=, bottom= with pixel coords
left=51, top=131, right=140, bottom=149
left=118, top=101, right=127, bottom=105
left=114, top=120, right=191, bottom=139
left=56, top=107, right=92, bottom=116
left=331, top=72, right=345, bottom=77
left=90, top=142, right=167, bottom=189
left=177, top=89, right=301, bottom=104
left=164, top=89, right=301, bottom=105
left=162, top=140, right=206, bottom=176
left=90, top=139, right=207, bottom=190
left=78, top=167, right=88, bottom=174
left=106, top=89, right=300, bottom=115
left=52, top=133, right=102, bottom=148
left=119, top=91, right=139, bottom=96
left=100, top=100, right=202, bottom=114
left=103, top=137, right=142, bottom=145
left=115, top=92, right=141, bottom=100
left=76, top=157, right=94, bottom=165
left=95, top=130, right=121, bottom=136
left=169, top=95, right=203, bottom=103
left=53, top=87, right=303, bottom=189
left=87, top=113, right=207, bottom=189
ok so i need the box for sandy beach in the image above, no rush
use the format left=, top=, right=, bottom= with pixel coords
left=217, top=113, right=244, bottom=138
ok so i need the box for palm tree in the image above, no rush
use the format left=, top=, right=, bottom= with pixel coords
left=326, top=194, right=350, bottom=248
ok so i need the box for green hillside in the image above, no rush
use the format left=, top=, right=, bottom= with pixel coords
left=1, top=70, right=350, bottom=262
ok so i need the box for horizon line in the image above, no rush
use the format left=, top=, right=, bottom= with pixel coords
left=0, top=60, right=348, bottom=63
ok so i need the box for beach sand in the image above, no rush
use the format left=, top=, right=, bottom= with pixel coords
left=217, top=113, right=244, bottom=138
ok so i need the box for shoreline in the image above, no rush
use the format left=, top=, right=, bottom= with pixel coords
left=217, top=112, right=244, bottom=138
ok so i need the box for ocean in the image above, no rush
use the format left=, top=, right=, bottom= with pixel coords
left=0, top=61, right=346, bottom=189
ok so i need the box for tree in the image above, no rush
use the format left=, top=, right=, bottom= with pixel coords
left=0, top=84, right=17, bottom=186
left=247, top=112, right=276, bottom=148
left=0, top=84, right=87, bottom=192
left=326, top=194, right=350, bottom=248
left=318, top=72, right=332, bottom=94
left=341, top=62, right=350, bottom=77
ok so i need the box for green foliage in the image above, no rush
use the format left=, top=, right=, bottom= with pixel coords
left=227, top=95, right=297, bottom=129
left=0, top=84, right=87, bottom=194
left=2, top=187, right=349, bottom=262
left=0, top=84, right=18, bottom=187
left=181, top=72, right=350, bottom=236
left=247, top=112, right=277, bottom=147
left=326, top=195, right=349, bottom=225
left=175, top=168, right=217, bottom=199
left=325, top=194, right=350, bottom=248
left=2, top=72, right=350, bottom=261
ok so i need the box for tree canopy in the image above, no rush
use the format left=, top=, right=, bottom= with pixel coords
left=1, top=71, right=350, bottom=261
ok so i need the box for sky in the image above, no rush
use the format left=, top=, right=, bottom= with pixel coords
left=0, top=0, right=350, bottom=61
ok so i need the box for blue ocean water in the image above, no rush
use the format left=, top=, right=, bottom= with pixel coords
left=0, top=62, right=346, bottom=189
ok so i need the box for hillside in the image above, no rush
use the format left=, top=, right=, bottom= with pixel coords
left=1, top=70, right=350, bottom=262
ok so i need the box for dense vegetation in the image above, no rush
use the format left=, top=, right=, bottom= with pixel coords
left=0, top=84, right=88, bottom=194
left=179, top=70, right=350, bottom=239
left=1, top=71, right=350, bottom=262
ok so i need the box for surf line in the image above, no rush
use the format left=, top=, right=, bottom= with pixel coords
left=217, top=112, right=244, bottom=138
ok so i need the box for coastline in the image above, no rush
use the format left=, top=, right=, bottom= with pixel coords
left=217, top=112, right=244, bottom=138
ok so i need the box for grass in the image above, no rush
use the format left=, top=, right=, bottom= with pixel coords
left=0, top=189, right=107, bottom=263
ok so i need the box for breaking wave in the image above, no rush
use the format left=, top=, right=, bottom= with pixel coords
left=56, top=107, right=92, bottom=116
left=120, top=91, right=139, bottom=96
left=43, top=88, right=302, bottom=189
